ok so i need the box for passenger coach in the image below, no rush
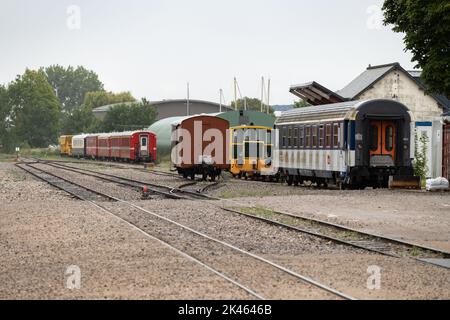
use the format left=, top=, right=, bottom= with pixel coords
left=64, top=131, right=156, bottom=162
left=275, top=99, right=414, bottom=189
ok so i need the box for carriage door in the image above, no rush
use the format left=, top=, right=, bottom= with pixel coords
left=140, top=135, right=148, bottom=157
left=369, top=121, right=396, bottom=166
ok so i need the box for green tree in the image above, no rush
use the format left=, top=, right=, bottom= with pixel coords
left=383, top=0, right=450, bottom=96
left=293, top=99, right=310, bottom=108
left=413, top=132, right=429, bottom=182
left=0, top=85, right=12, bottom=151
left=83, top=91, right=135, bottom=110
left=100, top=98, right=157, bottom=132
left=60, top=91, right=137, bottom=135
left=7, top=69, right=61, bottom=147
left=230, top=97, right=273, bottom=114
left=61, top=106, right=100, bottom=135
left=40, top=65, right=104, bottom=113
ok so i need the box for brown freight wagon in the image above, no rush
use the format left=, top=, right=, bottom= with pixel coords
left=172, top=115, right=230, bottom=181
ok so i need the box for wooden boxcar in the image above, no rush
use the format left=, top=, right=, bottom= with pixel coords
left=109, top=131, right=157, bottom=162
left=59, top=135, right=73, bottom=156
left=85, top=135, right=99, bottom=159
left=172, top=115, right=229, bottom=181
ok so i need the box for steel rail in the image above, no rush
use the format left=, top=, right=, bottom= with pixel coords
left=33, top=158, right=450, bottom=263
left=88, top=201, right=265, bottom=300
left=110, top=198, right=356, bottom=300
left=45, top=161, right=215, bottom=199
left=15, top=162, right=116, bottom=202
left=42, top=161, right=206, bottom=200
left=18, top=161, right=354, bottom=300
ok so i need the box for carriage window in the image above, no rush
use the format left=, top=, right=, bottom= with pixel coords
left=333, top=124, right=339, bottom=148
left=312, top=126, right=318, bottom=148
left=325, top=124, right=331, bottom=148
left=141, top=137, right=147, bottom=147
left=287, top=128, right=292, bottom=147
left=319, top=125, right=324, bottom=148
left=305, top=126, right=311, bottom=148
left=293, top=128, right=298, bottom=147
left=266, top=130, right=272, bottom=144
left=370, top=125, right=378, bottom=151
left=299, top=126, right=304, bottom=148
left=282, top=127, right=286, bottom=147
left=385, top=125, right=394, bottom=151
left=266, top=145, right=272, bottom=158
left=245, top=142, right=250, bottom=157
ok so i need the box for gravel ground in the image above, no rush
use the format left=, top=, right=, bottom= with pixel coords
left=4, top=160, right=450, bottom=299
left=0, top=163, right=254, bottom=299
left=58, top=161, right=450, bottom=253
left=0, top=163, right=71, bottom=202
left=230, top=190, right=450, bottom=252
left=31, top=162, right=145, bottom=201
left=100, top=202, right=343, bottom=299
left=127, top=199, right=450, bottom=300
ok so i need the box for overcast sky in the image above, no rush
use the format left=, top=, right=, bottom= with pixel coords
left=0, top=0, right=416, bottom=105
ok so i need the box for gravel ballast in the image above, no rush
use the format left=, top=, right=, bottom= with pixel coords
left=3, top=161, right=450, bottom=299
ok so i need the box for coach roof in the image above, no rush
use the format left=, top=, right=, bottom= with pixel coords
left=276, top=99, right=410, bottom=124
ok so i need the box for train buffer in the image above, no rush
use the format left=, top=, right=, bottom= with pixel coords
left=388, top=175, right=421, bottom=190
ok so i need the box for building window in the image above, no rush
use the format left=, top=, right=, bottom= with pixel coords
left=312, top=125, right=318, bottom=148
left=299, top=126, right=304, bottom=148
left=325, top=124, right=331, bottom=148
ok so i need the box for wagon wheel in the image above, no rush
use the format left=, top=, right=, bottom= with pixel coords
left=287, top=175, right=294, bottom=186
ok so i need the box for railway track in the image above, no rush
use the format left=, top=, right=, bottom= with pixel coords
left=17, top=159, right=355, bottom=300
left=38, top=160, right=215, bottom=201
left=220, top=205, right=450, bottom=269
left=28, top=158, right=450, bottom=269
left=35, top=157, right=186, bottom=179
left=15, top=162, right=115, bottom=202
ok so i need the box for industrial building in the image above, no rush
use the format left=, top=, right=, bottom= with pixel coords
left=93, top=99, right=232, bottom=121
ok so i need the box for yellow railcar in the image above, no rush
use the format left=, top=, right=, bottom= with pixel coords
left=59, top=135, right=73, bottom=156
left=229, top=125, right=275, bottom=179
